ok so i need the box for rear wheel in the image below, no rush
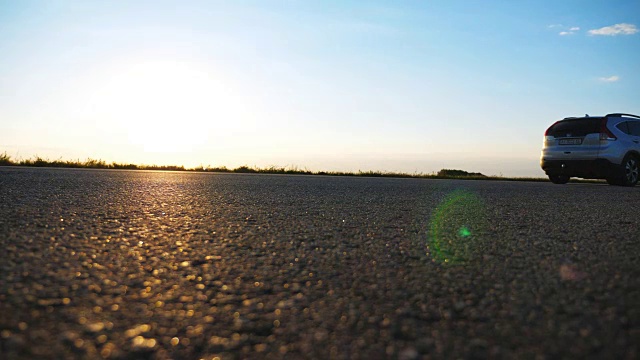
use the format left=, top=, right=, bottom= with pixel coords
left=549, top=174, right=570, bottom=184
left=620, top=154, right=639, bottom=187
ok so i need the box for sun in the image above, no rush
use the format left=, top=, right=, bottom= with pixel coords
left=99, top=60, right=236, bottom=153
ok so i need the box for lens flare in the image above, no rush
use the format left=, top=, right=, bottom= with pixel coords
left=459, top=226, right=471, bottom=237
left=428, top=190, right=488, bottom=264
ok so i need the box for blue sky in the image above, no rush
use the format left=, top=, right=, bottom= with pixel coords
left=1, top=0, right=639, bottom=176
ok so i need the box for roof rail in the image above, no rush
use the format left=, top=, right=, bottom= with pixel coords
left=562, top=116, right=601, bottom=120
left=606, top=113, right=640, bottom=119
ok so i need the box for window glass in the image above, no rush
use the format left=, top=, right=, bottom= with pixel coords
left=548, top=119, right=600, bottom=137
left=628, top=121, right=640, bottom=137
left=617, top=121, right=631, bottom=135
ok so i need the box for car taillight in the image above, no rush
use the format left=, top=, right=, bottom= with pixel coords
left=599, top=118, right=617, bottom=140
left=544, top=121, right=558, bottom=136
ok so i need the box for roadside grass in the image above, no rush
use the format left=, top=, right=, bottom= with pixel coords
left=0, top=151, right=554, bottom=182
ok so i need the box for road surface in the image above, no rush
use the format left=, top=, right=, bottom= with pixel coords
left=0, top=167, right=638, bottom=359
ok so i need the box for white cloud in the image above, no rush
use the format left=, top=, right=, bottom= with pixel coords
left=553, top=25, right=580, bottom=35
left=588, top=23, right=638, bottom=36
left=599, top=75, right=620, bottom=82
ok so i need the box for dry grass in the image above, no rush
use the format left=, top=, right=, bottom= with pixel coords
left=0, top=151, right=549, bottom=181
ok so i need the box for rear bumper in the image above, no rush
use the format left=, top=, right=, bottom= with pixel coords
left=540, top=158, right=620, bottom=179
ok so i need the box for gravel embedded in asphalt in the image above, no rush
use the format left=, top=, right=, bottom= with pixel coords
left=0, top=167, right=639, bottom=359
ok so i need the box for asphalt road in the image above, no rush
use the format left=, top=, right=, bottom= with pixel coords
left=1, top=167, right=638, bottom=359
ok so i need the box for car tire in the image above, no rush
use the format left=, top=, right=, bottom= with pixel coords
left=549, top=174, right=570, bottom=184
left=619, top=154, right=639, bottom=187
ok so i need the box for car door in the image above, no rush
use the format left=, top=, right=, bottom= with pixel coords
left=544, top=118, right=601, bottom=161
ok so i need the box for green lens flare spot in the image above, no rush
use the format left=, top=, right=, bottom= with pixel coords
left=459, top=226, right=471, bottom=237
left=427, top=190, right=488, bottom=264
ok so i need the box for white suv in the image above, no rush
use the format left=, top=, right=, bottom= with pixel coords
left=541, top=113, right=640, bottom=186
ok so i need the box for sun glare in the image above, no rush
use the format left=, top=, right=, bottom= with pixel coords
left=99, top=60, right=239, bottom=153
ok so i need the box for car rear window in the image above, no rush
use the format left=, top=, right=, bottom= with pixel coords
left=547, top=118, right=601, bottom=137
